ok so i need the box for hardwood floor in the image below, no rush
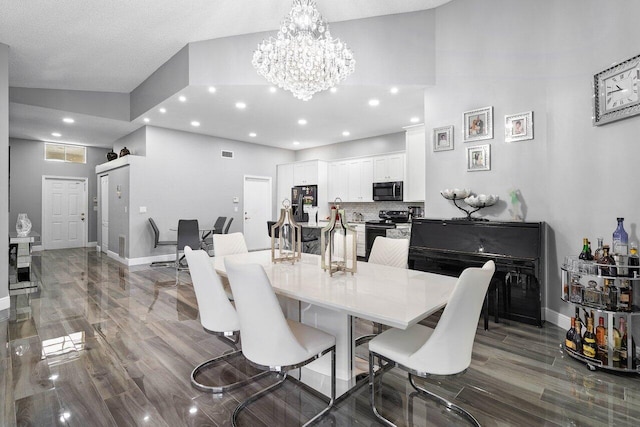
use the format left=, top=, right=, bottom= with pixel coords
left=2, top=247, right=640, bottom=426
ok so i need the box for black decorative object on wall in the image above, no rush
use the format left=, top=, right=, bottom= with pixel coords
left=106, top=150, right=118, bottom=161
left=119, top=147, right=130, bottom=157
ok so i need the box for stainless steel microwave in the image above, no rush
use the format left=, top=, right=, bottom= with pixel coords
left=373, top=181, right=403, bottom=201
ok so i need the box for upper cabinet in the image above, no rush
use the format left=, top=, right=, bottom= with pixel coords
left=373, top=153, right=405, bottom=183
left=276, top=163, right=294, bottom=207
left=347, top=158, right=374, bottom=202
left=328, top=161, right=349, bottom=203
left=404, top=125, right=425, bottom=202
left=293, top=161, right=319, bottom=185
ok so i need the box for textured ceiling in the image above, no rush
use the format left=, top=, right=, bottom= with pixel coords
left=1, top=0, right=451, bottom=149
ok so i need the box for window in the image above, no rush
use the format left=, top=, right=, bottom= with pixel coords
left=45, top=143, right=86, bottom=164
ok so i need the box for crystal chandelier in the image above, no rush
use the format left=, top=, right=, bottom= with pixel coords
left=252, top=0, right=355, bottom=101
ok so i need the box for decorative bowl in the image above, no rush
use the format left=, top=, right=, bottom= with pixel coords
left=464, top=194, right=498, bottom=208
left=441, top=188, right=471, bottom=200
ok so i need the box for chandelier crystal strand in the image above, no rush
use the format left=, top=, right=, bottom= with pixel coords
left=252, top=0, right=355, bottom=101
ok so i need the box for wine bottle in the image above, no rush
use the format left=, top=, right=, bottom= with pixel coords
left=628, top=242, right=639, bottom=278
left=595, top=316, right=607, bottom=364
left=582, top=315, right=597, bottom=359
left=613, top=217, right=629, bottom=255
left=579, top=238, right=593, bottom=260
left=620, top=317, right=629, bottom=368
left=565, top=317, right=576, bottom=351
left=573, top=318, right=583, bottom=354
left=594, top=237, right=605, bottom=263
left=612, top=318, right=622, bottom=368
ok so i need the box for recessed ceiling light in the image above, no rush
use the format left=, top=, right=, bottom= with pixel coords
left=159, top=107, right=167, bottom=113
left=143, top=118, right=150, bottom=123
left=330, top=87, right=337, bottom=93
left=269, top=87, right=277, bottom=93
left=178, top=95, right=187, bottom=102
left=51, top=132, right=61, bottom=137
left=62, top=117, right=74, bottom=123
left=293, top=141, right=300, bottom=146
left=410, top=117, right=420, bottom=123
left=235, top=102, right=247, bottom=109
left=208, top=86, right=216, bottom=93
left=298, top=119, right=307, bottom=125
left=190, top=121, right=200, bottom=127
left=368, top=99, right=380, bottom=107
left=390, top=87, right=399, bottom=94
left=342, top=131, right=350, bottom=137
left=249, top=132, right=257, bottom=137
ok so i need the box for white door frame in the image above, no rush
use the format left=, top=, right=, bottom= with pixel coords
left=99, top=174, right=109, bottom=253
left=42, top=175, right=89, bottom=250
left=243, top=175, right=273, bottom=250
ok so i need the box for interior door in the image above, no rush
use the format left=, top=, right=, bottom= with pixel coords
left=243, top=176, right=272, bottom=250
left=100, top=175, right=109, bottom=253
left=43, top=177, right=87, bottom=250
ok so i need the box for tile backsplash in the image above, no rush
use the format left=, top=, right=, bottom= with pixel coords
left=329, top=202, right=424, bottom=222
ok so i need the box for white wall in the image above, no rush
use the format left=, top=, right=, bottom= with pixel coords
left=0, top=43, right=9, bottom=306
left=425, top=0, right=640, bottom=317
left=294, top=132, right=405, bottom=162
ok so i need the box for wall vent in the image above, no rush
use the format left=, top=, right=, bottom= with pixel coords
left=221, top=150, right=234, bottom=159
left=118, top=235, right=126, bottom=258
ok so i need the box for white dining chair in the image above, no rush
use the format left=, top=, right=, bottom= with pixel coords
left=183, top=246, right=267, bottom=393
left=368, top=236, right=409, bottom=269
left=213, top=232, right=248, bottom=256
left=225, top=260, right=336, bottom=427
left=368, top=260, right=495, bottom=427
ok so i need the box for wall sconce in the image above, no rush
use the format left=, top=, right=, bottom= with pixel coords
left=271, top=199, right=302, bottom=263
left=321, top=200, right=357, bottom=276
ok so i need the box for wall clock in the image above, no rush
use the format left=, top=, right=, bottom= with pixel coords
left=593, top=53, right=640, bottom=125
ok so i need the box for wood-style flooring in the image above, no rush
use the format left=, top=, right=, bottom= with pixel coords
left=2, top=248, right=640, bottom=426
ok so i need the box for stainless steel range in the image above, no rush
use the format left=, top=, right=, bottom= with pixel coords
left=365, top=210, right=409, bottom=260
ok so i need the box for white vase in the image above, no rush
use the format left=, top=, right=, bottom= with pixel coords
left=16, top=213, right=32, bottom=237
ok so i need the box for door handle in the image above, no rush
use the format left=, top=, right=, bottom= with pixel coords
left=81, top=213, right=86, bottom=222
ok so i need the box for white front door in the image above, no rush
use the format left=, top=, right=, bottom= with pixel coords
left=100, top=175, right=109, bottom=253
left=243, top=176, right=272, bottom=251
left=43, top=177, right=87, bottom=250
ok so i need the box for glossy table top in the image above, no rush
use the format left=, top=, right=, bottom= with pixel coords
left=212, top=250, right=458, bottom=330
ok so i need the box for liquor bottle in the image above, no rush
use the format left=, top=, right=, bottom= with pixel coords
left=613, top=217, right=629, bottom=255
left=628, top=242, right=639, bottom=278
left=619, top=317, right=629, bottom=368
left=600, top=245, right=617, bottom=277
left=594, top=237, right=605, bottom=263
left=565, top=317, right=576, bottom=351
left=579, top=238, right=593, bottom=260
left=619, top=280, right=632, bottom=312
left=582, top=315, right=597, bottom=359
left=612, top=318, right=622, bottom=368
left=604, top=279, right=619, bottom=311
left=595, top=316, right=608, bottom=364
left=573, top=318, right=583, bottom=354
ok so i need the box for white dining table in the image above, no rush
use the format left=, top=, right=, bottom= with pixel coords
left=211, top=250, right=458, bottom=397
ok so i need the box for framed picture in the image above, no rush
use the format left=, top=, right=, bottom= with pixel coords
left=463, top=106, right=493, bottom=142
left=466, top=144, right=491, bottom=172
left=505, top=111, right=533, bottom=142
left=433, top=125, right=454, bottom=151
left=593, top=53, right=640, bottom=126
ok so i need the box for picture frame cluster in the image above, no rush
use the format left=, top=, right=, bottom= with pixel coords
left=431, top=106, right=534, bottom=172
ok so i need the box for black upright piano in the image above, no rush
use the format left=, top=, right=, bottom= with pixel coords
left=409, top=219, right=545, bottom=327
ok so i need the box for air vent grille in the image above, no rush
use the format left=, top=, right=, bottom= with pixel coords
left=221, top=150, right=234, bottom=159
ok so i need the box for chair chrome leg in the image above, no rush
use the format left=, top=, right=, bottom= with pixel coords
left=231, top=372, right=287, bottom=427
left=190, top=349, right=270, bottom=393
left=302, top=347, right=336, bottom=426
left=408, top=373, right=481, bottom=427
left=369, top=351, right=396, bottom=427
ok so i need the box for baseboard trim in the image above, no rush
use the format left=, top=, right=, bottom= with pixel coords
left=105, top=250, right=175, bottom=267
left=0, top=296, right=10, bottom=312
left=87, top=241, right=97, bottom=248
left=545, top=308, right=570, bottom=330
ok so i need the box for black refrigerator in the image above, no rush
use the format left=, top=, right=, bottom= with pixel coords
left=291, top=185, right=318, bottom=222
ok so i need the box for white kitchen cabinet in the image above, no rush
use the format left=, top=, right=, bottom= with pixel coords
left=347, top=158, right=373, bottom=202
left=276, top=163, right=294, bottom=207
left=328, top=161, right=349, bottom=203
left=404, top=124, right=425, bottom=202
left=354, top=224, right=365, bottom=257
left=373, top=153, right=405, bottom=183
left=293, top=161, right=319, bottom=185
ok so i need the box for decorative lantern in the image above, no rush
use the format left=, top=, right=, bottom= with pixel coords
left=271, top=199, right=302, bottom=263
left=321, top=199, right=357, bottom=276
